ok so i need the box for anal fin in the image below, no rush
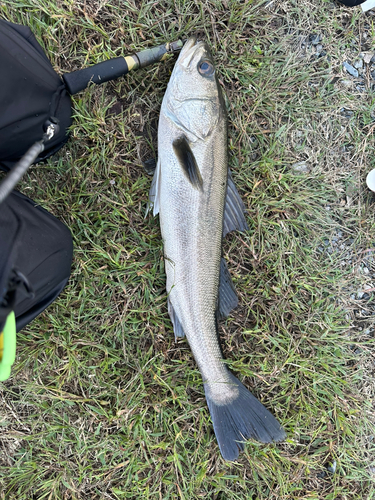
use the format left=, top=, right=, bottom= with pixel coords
left=218, top=258, right=238, bottom=320
left=223, top=170, right=249, bottom=237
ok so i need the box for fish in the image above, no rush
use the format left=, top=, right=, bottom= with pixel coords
left=148, top=36, right=286, bottom=460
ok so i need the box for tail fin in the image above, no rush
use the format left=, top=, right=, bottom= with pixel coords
left=205, top=371, right=286, bottom=461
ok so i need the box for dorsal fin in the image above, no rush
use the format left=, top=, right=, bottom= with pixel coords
left=223, top=170, right=248, bottom=236
left=173, top=136, right=203, bottom=191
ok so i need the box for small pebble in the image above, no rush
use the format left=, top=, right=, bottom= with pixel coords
left=363, top=53, right=373, bottom=64
left=291, top=161, right=310, bottom=173
left=109, top=179, right=116, bottom=185
left=310, top=34, right=322, bottom=45
left=341, top=79, right=352, bottom=87
left=354, top=59, right=363, bottom=70
left=340, top=108, right=354, bottom=119
left=327, top=461, right=337, bottom=474
left=343, top=62, right=359, bottom=78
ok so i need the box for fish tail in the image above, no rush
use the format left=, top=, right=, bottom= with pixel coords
left=204, top=371, right=286, bottom=461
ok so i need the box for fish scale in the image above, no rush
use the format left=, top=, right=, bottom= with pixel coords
left=149, top=36, right=286, bottom=460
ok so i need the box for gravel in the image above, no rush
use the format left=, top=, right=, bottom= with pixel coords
left=343, top=62, right=359, bottom=78
left=340, top=108, right=354, bottom=119
left=309, top=33, right=322, bottom=45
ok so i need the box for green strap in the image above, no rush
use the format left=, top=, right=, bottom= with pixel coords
left=0, top=311, right=16, bottom=381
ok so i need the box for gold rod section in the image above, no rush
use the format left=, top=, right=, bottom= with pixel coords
left=125, top=39, right=184, bottom=72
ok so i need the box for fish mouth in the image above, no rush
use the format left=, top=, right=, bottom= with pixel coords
left=178, top=36, right=209, bottom=70
left=181, top=36, right=198, bottom=53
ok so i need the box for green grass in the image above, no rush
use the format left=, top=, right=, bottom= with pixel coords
left=1, top=0, right=375, bottom=498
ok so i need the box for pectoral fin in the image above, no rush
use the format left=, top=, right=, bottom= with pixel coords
left=217, top=258, right=238, bottom=320
left=173, top=136, right=203, bottom=191
left=223, top=170, right=248, bottom=236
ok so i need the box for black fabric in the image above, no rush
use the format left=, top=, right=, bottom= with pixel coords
left=0, top=19, right=72, bottom=170
left=0, top=191, right=73, bottom=332
left=336, top=0, right=365, bottom=5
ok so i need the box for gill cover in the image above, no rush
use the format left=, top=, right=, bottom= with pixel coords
left=164, top=37, right=224, bottom=141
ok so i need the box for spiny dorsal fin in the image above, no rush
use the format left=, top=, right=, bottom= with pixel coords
left=223, top=170, right=248, bottom=237
left=173, top=136, right=203, bottom=191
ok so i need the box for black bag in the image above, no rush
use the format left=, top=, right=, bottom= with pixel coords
left=337, top=0, right=366, bottom=5
left=0, top=19, right=73, bottom=170
left=0, top=191, right=73, bottom=333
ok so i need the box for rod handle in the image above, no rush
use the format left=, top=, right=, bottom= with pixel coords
left=63, top=57, right=129, bottom=95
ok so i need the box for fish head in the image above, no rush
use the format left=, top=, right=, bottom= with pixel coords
left=163, top=36, right=225, bottom=141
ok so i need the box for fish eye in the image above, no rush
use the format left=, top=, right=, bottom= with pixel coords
left=198, top=60, right=214, bottom=76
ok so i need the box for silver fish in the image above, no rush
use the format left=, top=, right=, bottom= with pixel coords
left=149, top=37, right=285, bottom=460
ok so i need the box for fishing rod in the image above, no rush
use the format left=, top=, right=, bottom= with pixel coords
left=62, top=39, right=183, bottom=94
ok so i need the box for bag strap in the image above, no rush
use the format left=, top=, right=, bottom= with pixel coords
left=0, top=118, right=60, bottom=205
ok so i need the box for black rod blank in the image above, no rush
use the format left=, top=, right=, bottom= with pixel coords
left=63, top=40, right=183, bottom=95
